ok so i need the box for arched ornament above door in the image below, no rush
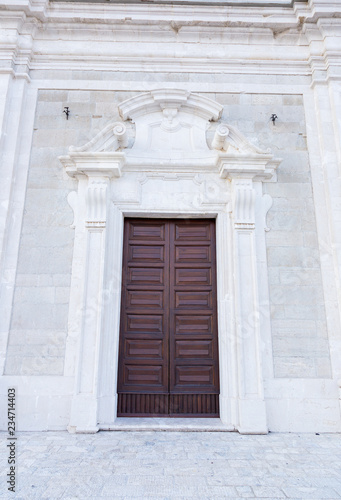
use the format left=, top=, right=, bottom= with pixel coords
left=61, top=88, right=279, bottom=177
left=60, top=90, right=281, bottom=434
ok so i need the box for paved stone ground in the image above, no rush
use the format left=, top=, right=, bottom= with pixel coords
left=1, top=431, right=341, bottom=499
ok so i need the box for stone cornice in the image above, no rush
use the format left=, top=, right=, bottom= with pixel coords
left=50, top=0, right=306, bottom=5
left=0, top=1, right=48, bottom=22
left=304, top=19, right=341, bottom=86
left=60, top=152, right=125, bottom=178
left=0, top=11, right=39, bottom=74
left=0, top=3, right=312, bottom=78
left=39, top=4, right=303, bottom=27
left=27, top=54, right=311, bottom=76
left=218, top=154, right=281, bottom=182
left=1, top=0, right=304, bottom=27
left=2, top=1, right=340, bottom=84
left=0, top=0, right=337, bottom=28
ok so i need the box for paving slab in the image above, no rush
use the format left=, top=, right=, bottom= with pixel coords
left=1, top=431, right=341, bottom=499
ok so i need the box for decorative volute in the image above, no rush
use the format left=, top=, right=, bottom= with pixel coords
left=69, top=122, right=128, bottom=153
left=59, top=122, right=126, bottom=179
left=213, top=124, right=281, bottom=181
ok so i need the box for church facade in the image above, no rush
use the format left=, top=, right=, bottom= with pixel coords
left=1, top=0, right=341, bottom=433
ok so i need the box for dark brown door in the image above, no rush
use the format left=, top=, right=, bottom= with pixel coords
left=117, top=219, right=219, bottom=417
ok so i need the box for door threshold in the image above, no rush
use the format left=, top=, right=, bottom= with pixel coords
left=101, top=418, right=234, bottom=432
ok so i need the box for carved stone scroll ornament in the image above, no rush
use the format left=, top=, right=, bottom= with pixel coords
left=261, top=194, right=273, bottom=232
left=213, top=123, right=265, bottom=155
left=212, top=124, right=230, bottom=150
left=67, top=191, right=78, bottom=229
left=69, top=122, right=128, bottom=153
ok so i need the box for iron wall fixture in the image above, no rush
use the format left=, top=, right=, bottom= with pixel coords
left=270, top=114, right=278, bottom=125
left=63, top=107, right=70, bottom=120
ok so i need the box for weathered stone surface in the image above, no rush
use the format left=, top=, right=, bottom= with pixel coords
left=0, top=0, right=340, bottom=438
left=5, top=88, right=332, bottom=383
left=7, top=431, right=341, bottom=498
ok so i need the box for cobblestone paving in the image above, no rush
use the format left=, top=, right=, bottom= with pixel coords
left=1, top=431, right=341, bottom=499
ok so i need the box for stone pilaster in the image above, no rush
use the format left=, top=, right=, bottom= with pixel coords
left=231, top=177, right=268, bottom=434
left=63, top=156, right=124, bottom=433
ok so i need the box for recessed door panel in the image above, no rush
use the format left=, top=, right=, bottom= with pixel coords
left=129, top=245, right=164, bottom=263
left=175, top=291, right=212, bottom=309
left=175, top=268, right=211, bottom=286
left=129, top=222, right=165, bottom=241
left=124, top=365, right=164, bottom=386
left=175, top=315, right=212, bottom=335
left=126, top=314, right=164, bottom=335
left=175, top=246, right=211, bottom=263
left=174, top=365, right=214, bottom=387
left=175, top=223, right=211, bottom=241
left=128, top=268, right=164, bottom=285
left=125, top=339, right=163, bottom=359
left=126, top=290, right=164, bottom=309
left=175, top=340, right=213, bottom=359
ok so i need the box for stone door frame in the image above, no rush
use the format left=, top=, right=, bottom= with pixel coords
left=60, top=89, right=280, bottom=433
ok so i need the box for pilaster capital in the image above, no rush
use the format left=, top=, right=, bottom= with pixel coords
left=60, top=153, right=125, bottom=229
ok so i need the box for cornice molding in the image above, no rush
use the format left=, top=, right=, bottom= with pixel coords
left=39, top=4, right=302, bottom=26
left=2, top=0, right=339, bottom=83
left=50, top=0, right=306, bottom=5
left=1, top=0, right=337, bottom=29
left=60, top=152, right=125, bottom=178
left=0, top=1, right=48, bottom=21
left=27, top=55, right=311, bottom=76
left=218, top=154, right=281, bottom=181
left=304, top=20, right=341, bottom=87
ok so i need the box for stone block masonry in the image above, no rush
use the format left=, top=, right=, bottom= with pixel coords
left=4, top=90, right=331, bottom=382
left=4, top=89, right=135, bottom=377
left=261, top=97, right=330, bottom=378
left=8, top=431, right=341, bottom=499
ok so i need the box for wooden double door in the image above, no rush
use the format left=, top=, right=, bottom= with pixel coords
left=117, top=218, right=220, bottom=417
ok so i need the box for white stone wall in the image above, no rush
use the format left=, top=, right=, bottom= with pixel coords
left=220, top=92, right=332, bottom=379
left=4, top=88, right=331, bottom=381
left=1, top=0, right=340, bottom=432
left=3, top=89, right=133, bottom=376
left=260, top=97, right=331, bottom=378
left=4, top=90, right=76, bottom=375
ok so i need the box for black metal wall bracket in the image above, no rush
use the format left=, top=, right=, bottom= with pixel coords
left=270, top=113, right=278, bottom=125
left=63, top=107, right=70, bottom=120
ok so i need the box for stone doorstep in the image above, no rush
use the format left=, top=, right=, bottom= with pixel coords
left=100, top=418, right=234, bottom=432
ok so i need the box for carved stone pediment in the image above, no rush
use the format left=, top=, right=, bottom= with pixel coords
left=59, top=89, right=280, bottom=180
left=118, top=89, right=222, bottom=163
